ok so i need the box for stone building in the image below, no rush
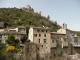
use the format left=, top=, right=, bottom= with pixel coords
left=51, top=32, right=67, bottom=56
left=50, top=23, right=71, bottom=58
left=28, top=23, right=80, bottom=60
left=70, top=34, right=80, bottom=54
left=0, top=26, right=26, bottom=43
left=28, top=26, right=51, bottom=59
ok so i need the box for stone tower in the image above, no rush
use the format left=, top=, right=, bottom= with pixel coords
left=27, top=5, right=31, bottom=9
left=62, top=23, right=67, bottom=29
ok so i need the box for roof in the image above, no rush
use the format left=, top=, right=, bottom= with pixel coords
left=8, top=26, right=25, bottom=29
left=31, top=26, right=50, bottom=30
left=0, top=31, right=26, bottom=35
left=18, top=26, right=25, bottom=28
left=51, top=32, right=66, bottom=35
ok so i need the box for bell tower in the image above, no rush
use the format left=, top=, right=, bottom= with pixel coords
left=62, top=23, right=67, bottom=29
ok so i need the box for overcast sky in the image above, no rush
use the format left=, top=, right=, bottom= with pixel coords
left=0, top=0, right=80, bottom=31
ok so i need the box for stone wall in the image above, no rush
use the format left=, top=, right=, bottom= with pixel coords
left=23, top=42, right=37, bottom=60
left=72, top=47, right=80, bottom=54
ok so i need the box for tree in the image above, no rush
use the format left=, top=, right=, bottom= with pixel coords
left=20, top=35, right=28, bottom=43
left=6, top=34, right=15, bottom=45
left=47, top=15, right=50, bottom=20
left=55, top=21, right=57, bottom=24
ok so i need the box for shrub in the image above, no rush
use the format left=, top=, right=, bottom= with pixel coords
left=6, top=46, right=15, bottom=52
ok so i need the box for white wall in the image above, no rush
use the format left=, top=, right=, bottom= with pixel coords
left=8, top=28, right=18, bottom=32
left=28, top=28, right=33, bottom=42
left=0, top=29, right=5, bottom=32
left=2, top=34, right=8, bottom=44
left=57, top=29, right=66, bottom=34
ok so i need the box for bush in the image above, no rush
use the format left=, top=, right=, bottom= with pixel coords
left=20, top=35, right=28, bottom=43
left=6, top=46, right=15, bottom=52
left=6, top=34, right=15, bottom=45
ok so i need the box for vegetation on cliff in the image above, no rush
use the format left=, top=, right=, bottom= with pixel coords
left=0, top=7, right=60, bottom=32
left=0, top=7, right=80, bottom=35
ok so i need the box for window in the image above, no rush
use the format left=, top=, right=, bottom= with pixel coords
left=44, top=39, right=46, bottom=43
left=46, top=30, right=47, bottom=32
left=42, top=30, right=44, bottom=32
left=39, top=34, right=41, bottom=37
left=37, top=30, right=40, bottom=32
left=52, top=40, right=54, bottom=43
left=42, top=45, right=43, bottom=47
left=34, top=34, right=37, bottom=37
left=64, top=39, right=66, bottom=42
left=44, top=34, right=46, bottom=37
left=38, top=48, right=39, bottom=50
left=39, top=39, right=40, bottom=43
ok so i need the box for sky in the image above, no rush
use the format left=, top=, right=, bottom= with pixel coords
left=0, top=0, right=80, bottom=31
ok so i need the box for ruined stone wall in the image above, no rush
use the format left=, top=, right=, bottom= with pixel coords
left=23, top=42, right=37, bottom=60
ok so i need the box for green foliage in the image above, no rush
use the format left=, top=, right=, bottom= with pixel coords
left=47, top=15, right=50, bottom=20
left=20, top=35, right=28, bottom=43
left=6, top=34, right=15, bottom=45
left=0, top=43, right=6, bottom=60
left=0, top=43, right=23, bottom=60
left=0, top=8, right=61, bottom=32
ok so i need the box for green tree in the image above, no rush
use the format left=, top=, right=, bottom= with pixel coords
left=20, top=35, right=28, bottom=43
left=6, top=34, right=15, bottom=45
left=54, top=21, right=57, bottom=24
left=47, top=15, right=50, bottom=20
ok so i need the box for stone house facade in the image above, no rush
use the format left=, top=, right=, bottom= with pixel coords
left=28, top=27, right=51, bottom=59
left=0, top=26, right=26, bottom=43
left=51, top=23, right=72, bottom=58
left=28, top=23, right=73, bottom=60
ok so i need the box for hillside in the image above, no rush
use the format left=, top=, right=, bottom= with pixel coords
left=0, top=7, right=61, bottom=32
left=70, top=30, right=80, bottom=36
left=0, top=6, right=80, bottom=36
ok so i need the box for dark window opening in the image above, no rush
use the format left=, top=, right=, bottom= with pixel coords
left=42, top=45, right=43, bottom=47
left=52, top=40, right=54, bottom=43
left=44, top=39, right=46, bottom=43
left=38, top=48, right=39, bottom=50
left=44, top=34, right=46, bottom=37
left=46, top=30, right=47, bottom=32
left=42, top=30, right=44, bottom=32
left=39, top=39, right=40, bottom=43
left=39, top=34, right=41, bottom=37
left=37, top=30, right=40, bottom=32
left=64, top=39, right=66, bottom=42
